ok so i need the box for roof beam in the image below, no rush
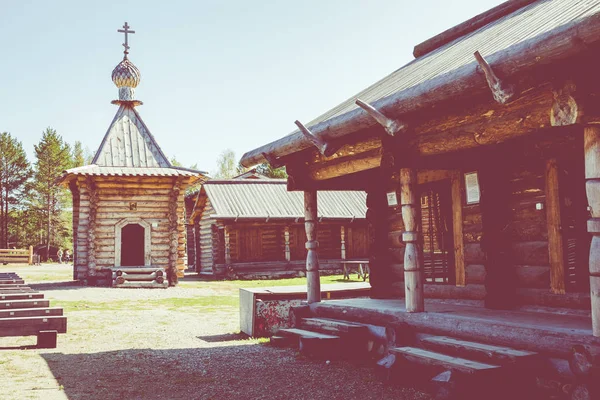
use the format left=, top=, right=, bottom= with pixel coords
left=295, top=120, right=338, bottom=157
left=474, top=51, right=515, bottom=104
left=355, top=99, right=406, bottom=136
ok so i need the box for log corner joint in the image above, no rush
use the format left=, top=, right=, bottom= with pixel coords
left=355, top=99, right=406, bottom=136
left=474, top=51, right=515, bottom=105
left=295, top=120, right=338, bottom=157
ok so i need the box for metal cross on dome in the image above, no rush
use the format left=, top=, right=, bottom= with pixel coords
left=118, top=22, right=135, bottom=56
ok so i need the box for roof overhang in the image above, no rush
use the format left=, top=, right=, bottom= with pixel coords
left=240, top=9, right=600, bottom=170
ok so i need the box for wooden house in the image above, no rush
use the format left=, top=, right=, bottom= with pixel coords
left=187, top=178, right=369, bottom=279
left=60, top=24, right=204, bottom=287
left=241, top=1, right=600, bottom=396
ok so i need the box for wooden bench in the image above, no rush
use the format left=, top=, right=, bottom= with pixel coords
left=0, top=247, right=34, bottom=265
left=0, top=273, right=66, bottom=348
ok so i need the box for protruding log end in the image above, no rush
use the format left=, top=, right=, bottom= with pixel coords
left=474, top=51, right=515, bottom=104
left=295, top=120, right=337, bottom=157
left=355, top=98, right=406, bottom=136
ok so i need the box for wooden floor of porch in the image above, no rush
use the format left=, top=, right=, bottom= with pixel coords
left=309, top=298, right=599, bottom=359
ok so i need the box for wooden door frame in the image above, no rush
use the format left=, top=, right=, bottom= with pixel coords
left=417, top=170, right=465, bottom=286
left=114, top=218, right=152, bottom=267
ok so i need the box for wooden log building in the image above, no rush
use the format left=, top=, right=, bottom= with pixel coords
left=241, top=1, right=600, bottom=395
left=59, top=23, right=205, bottom=287
left=186, top=177, right=369, bottom=279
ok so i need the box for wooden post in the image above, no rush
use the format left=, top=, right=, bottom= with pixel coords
left=450, top=172, right=465, bottom=286
left=584, top=125, right=600, bottom=337
left=284, top=226, right=291, bottom=262
left=304, top=191, right=321, bottom=304
left=546, top=158, right=566, bottom=294
left=224, top=226, right=231, bottom=265
left=401, top=168, right=424, bottom=312
left=340, top=225, right=346, bottom=260
left=28, top=245, right=33, bottom=266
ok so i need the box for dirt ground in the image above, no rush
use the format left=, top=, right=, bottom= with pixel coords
left=0, top=264, right=430, bottom=400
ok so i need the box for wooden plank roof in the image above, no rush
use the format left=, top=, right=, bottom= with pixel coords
left=93, top=105, right=171, bottom=168
left=241, top=0, right=600, bottom=167
left=202, top=180, right=366, bottom=220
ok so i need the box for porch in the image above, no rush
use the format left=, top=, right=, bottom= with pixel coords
left=308, top=297, right=599, bottom=360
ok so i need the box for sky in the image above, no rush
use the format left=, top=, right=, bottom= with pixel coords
left=1, top=0, right=504, bottom=175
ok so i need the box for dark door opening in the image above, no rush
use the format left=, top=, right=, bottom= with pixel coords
left=421, top=180, right=455, bottom=284
left=121, top=223, right=145, bottom=266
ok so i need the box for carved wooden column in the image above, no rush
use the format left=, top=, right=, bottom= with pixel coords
left=284, top=226, right=291, bottom=262
left=167, top=179, right=181, bottom=286
left=584, top=125, right=600, bottom=337
left=340, top=226, right=346, bottom=260
left=224, top=226, right=231, bottom=265
left=400, top=168, right=424, bottom=312
left=304, top=191, right=321, bottom=303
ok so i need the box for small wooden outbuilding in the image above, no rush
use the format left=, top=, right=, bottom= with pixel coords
left=60, top=25, right=205, bottom=286
left=187, top=178, right=369, bottom=279
left=240, top=0, right=600, bottom=393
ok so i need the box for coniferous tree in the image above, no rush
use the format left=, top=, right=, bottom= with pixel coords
left=72, top=141, right=85, bottom=168
left=30, top=128, right=73, bottom=257
left=0, top=132, right=32, bottom=248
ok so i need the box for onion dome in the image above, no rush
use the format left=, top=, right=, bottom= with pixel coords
left=112, top=56, right=141, bottom=101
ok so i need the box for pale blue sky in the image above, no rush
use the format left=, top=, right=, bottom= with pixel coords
left=1, top=0, right=503, bottom=174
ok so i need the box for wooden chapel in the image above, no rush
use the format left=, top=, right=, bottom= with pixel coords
left=60, top=23, right=204, bottom=287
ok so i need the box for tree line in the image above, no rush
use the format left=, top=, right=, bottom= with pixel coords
left=0, top=128, right=92, bottom=254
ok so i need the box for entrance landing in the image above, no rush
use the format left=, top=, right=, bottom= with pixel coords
left=310, top=298, right=599, bottom=358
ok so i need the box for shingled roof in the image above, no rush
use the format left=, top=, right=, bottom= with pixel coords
left=197, top=180, right=366, bottom=220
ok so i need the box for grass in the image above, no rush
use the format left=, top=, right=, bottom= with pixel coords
left=56, top=295, right=240, bottom=313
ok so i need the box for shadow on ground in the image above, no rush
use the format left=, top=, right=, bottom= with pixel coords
left=40, top=345, right=430, bottom=400
left=197, top=332, right=250, bottom=343
left=29, top=281, right=82, bottom=291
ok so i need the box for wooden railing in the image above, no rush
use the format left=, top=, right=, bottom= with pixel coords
left=0, top=246, right=34, bottom=265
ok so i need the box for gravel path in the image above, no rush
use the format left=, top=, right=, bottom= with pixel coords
left=0, top=266, right=430, bottom=400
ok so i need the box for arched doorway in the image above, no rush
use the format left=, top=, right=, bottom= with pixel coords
left=120, top=224, right=145, bottom=266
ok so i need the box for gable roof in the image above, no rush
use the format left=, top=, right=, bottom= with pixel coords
left=199, top=179, right=366, bottom=220
left=241, top=0, right=600, bottom=167
left=92, top=105, right=171, bottom=168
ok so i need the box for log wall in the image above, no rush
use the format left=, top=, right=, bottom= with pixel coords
left=70, top=175, right=189, bottom=285
left=373, top=156, right=588, bottom=305
left=198, top=198, right=216, bottom=273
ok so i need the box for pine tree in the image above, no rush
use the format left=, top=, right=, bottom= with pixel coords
left=0, top=132, right=32, bottom=248
left=30, top=128, right=72, bottom=257
left=72, top=141, right=85, bottom=168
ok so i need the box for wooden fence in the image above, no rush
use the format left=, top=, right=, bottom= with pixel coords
left=0, top=246, right=34, bottom=265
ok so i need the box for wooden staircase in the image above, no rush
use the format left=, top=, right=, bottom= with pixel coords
left=0, top=272, right=67, bottom=348
left=272, top=313, right=539, bottom=399
left=111, top=267, right=168, bottom=288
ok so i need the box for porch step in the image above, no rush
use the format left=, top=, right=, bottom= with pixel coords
left=420, top=336, right=538, bottom=366
left=111, top=267, right=168, bottom=288
left=390, top=347, right=501, bottom=375
left=300, top=317, right=368, bottom=336
left=277, top=328, right=340, bottom=340
left=277, top=328, right=341, bottom=358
